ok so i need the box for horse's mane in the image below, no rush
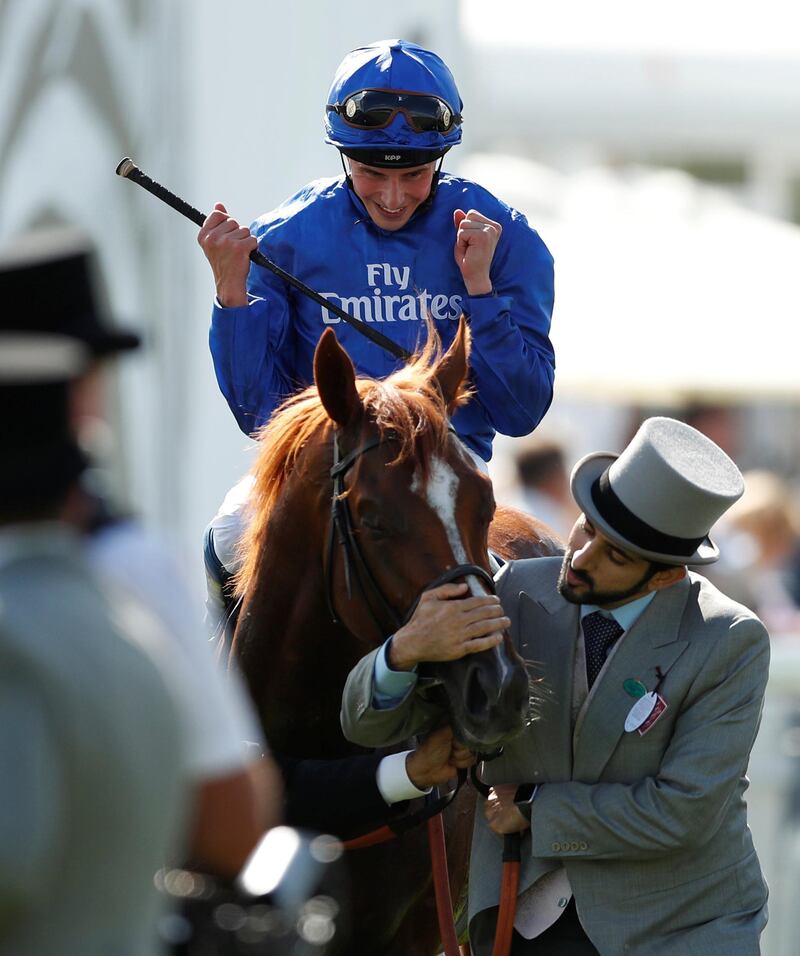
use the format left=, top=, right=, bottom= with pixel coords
left=235, top=328, right=472, bottom=597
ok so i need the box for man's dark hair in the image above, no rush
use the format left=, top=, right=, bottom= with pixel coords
left=516, top=442, right=565, bottom=489
left=645, top=559, right=677, bottom=580
left=0, top=382, right=88, bottom=525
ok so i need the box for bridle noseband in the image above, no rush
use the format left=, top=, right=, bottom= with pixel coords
left=324, top=426, right=495, bottom=640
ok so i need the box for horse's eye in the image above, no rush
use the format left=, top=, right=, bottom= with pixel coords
left=360, top=512, right=389, bottom=536
left=478, top=496, right=496, bottom=527
left=359, top=507, right=405, bottom=538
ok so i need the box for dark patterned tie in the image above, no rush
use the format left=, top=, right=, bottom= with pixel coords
left=582, top=611, right=624, bottom=688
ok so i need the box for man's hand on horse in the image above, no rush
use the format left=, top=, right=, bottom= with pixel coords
left=388, top=582, right=510, bottom=671
left=406, top=724, right=477, bottom=789
left=484, top=784, right=530, bottom=835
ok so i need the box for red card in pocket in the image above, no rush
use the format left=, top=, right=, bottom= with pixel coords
left=638, top=693, right=668, bottom=736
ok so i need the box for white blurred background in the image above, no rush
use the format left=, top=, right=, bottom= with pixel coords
left=2, top=1, right=800, bottom=950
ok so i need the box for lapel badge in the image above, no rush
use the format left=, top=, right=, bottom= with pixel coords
left=624, top=692, right=658, bottom=732
left=624, top=692, right=669, bottom=734
left=623, top=678, right=647, bottom=699
left=625, top=666, right=669, bottom=734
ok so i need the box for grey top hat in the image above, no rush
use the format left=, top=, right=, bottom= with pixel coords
left=570, top=417, right=745, bottom=566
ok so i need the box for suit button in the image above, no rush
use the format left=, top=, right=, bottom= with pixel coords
left=580, top=842, right=588, bottom=850
left=357, top=702, right=366, bottom=714
left=551, top=842, right=561, bottom=852
left=558, top=897, right=568, bottom=908
left=570, top=842, right=579, bottom=851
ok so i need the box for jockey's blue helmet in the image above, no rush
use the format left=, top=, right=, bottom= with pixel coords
left=324, top=39, right=463, bottom=169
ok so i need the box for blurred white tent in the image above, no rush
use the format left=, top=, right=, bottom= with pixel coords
left=456, top=154, right=800, bottom=403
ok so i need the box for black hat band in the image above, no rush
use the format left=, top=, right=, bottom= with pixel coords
left=591, top=470, right=704, bottom=558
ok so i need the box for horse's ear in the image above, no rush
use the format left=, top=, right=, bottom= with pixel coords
left=314, top=328, right=362, bottom=426
left=433, top=315, right=470, bottom=411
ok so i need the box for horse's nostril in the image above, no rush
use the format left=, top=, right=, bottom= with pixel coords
left=466, top=665, right=490, bottom=719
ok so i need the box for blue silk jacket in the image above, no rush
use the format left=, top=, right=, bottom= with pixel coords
left=209, top=173, right=555, bottom=462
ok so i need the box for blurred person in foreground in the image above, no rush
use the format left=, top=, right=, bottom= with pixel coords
left=342, top=417, right=770, bottom=954
left=0, top=229, right=279, bottom=955
left=0, top=263, right=184, bottom=954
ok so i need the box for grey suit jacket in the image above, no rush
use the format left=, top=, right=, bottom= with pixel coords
left=0, top=526, right=187, bottom=956
left=341, top=557, right=770, bottom=956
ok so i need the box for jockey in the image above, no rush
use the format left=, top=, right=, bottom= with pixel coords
left=200, top=38, right=556, bottom=623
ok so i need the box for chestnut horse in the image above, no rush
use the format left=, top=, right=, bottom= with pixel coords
left=231, top=320, right=561, bottom=955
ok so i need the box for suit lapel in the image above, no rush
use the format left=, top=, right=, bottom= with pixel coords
left=572, top=577, right=691, bottom=781
left=519, top=590, right=578, bottom=782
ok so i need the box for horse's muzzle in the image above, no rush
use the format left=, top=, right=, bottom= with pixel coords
left=439, top=640, right=530, bottom=751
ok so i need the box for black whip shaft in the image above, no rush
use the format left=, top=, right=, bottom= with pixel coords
left=115, top=157, right=411, bottom=361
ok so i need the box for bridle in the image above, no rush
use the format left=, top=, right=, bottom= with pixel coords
left=324, top=424, right=495, bottom=640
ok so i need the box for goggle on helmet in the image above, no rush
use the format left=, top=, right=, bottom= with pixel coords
left=324, top=39, right=463, bottom=169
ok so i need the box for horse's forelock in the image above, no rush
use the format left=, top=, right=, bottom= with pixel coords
left=363, top=380, right=448, bottom=480
left=363, top=335, right=468, bottom=479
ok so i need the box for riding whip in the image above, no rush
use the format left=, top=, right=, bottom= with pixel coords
left=115, top=158, right=411, bottom=361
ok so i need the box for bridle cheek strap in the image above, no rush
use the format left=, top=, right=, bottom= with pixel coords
left=325, top=430, right=403, bottom=636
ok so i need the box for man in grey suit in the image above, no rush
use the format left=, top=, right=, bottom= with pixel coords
left=341, top=417, right=770, bottom=955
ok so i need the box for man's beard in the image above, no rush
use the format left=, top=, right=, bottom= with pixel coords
left=557, top=551, right=655, bottom=607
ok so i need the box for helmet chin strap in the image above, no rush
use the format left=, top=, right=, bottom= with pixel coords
left=338, top=153, right=446, bottom=219
left=339, top=151, right=354, bottom=191
left=419, top=155, right=445, bottom=214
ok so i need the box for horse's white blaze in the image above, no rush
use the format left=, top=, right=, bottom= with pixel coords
left=412, top=455, right=511, bottom=687
left=413, top=456, right=469, bottom=574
